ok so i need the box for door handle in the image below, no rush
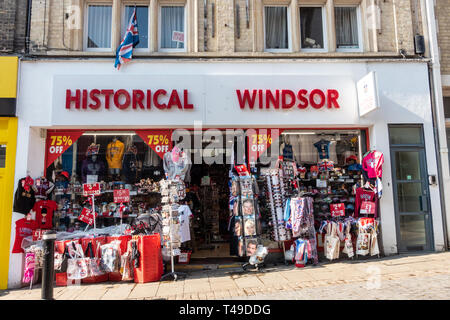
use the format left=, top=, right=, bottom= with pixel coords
left=420, top=195, right=428, bottom=212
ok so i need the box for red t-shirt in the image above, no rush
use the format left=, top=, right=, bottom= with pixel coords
left=362, top=151, right=384, bottom=178
left=33, top=200, right=58, bottom=230
left=12, top=218, right=38, bottom=253
left=355, top=188, right=376, bottom=218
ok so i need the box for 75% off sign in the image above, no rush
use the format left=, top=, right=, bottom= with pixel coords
left=247, top=129, right=283, bottom=165
left=135, top=130, right=172, bottom=159
left=45, top=131, right=84, bottom=168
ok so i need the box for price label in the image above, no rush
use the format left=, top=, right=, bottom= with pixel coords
left=330, top=203, right=346, bottom=217
left=360, top=201, right=376, bottom=215
left=114, top=189, right=130, bottom=203
left=45, top=131, right=84, bottom=169
left=83, top=183, right=101, bottom=196
left=135, top=130, right=172, bottom=159
left=78, top=207, right=98, bottom=226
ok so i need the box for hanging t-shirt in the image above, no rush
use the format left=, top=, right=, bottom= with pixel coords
left=314, top=139, right=331, bottom=160
left=106, top=140, right=125, bottom=169
left=13, top=177, right=36, bottom=214
left=282, top=144, right=294, bottom=161
left=32, top=178, right=55, bottom=200
left=178, top=205, right=193, bottom=243
left=354, top=188, right=376, bottom=218
left=362, top=151, right=384, bottom=178
left=33, top=200, right=58, bottom=230
left=12, top=218, right=38, bottom=253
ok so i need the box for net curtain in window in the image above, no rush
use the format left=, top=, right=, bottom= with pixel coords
left=87, top=5, right=112, bottom=48
left=160, top=6, right=185, bottom=49
left=335, top=7, right=359, bottom=48
left=265, top=7, right=288, bottom=49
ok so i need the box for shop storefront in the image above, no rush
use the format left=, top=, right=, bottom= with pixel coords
left=7, top=60, right=447, bottom=288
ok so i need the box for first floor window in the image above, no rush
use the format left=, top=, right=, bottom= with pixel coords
left=264, top=6, right=289, bottom=50
left=122, top=6, right=149, bottom=49
left=87, top=5, right=112, bottom=49
left=300, top=7, right=325, bottom=49
left=335, top=6, right=360, bottom=50
left=160, top=6, right=185, bottom=49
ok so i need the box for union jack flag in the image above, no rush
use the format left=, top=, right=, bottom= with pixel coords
left=115, top=7, right=140, bottom=70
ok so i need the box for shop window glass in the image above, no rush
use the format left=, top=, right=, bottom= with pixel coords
left=399, top=215, right=426, bottom=249
left=160, top=6, right=185, bottom=49
left=389, top=126, right=423, bottom=145
left=397, top=183, right=423, bottom=213
left=87, top=5, right=112, bottom=49
left=122, top=6, right=149, bottom=49
left=395, top=151, right=421, bottom=181
left=300, top=7, right=324, bottom=50
left=335, top=6, right=360, bottom=50
left=265, top=6, right=289, bottom=50
left=0, top=145, right=6, bottom=168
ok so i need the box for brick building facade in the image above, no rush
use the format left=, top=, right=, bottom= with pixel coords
left=0, top=0, right=29, bottom=53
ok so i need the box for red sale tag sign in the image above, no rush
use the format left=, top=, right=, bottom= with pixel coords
left=135, top=130, right=172, bottom=159
left=32, top=229, right=45, bottom=241
left=45, top=131, right=84, bottom=169
left=330, top=203, right=346, bottom=217
left=83, top=183, right=101, bottom=197
left=360, top=201, right=376, bottom=215
left=234, top=164, right=250, bottom=176
left=79, top=208, right=98, bottom=226
left=114, top=189, right=130, bottom=203
left=247, top=129, right=284, bottom=165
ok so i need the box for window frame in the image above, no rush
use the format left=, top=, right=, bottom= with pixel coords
left=158, top=3, right=188, bottom=52
left=263, top=5, right=292, bottom=53
left=84, top=2, right=114, bottom=52
left=121, top=3, right=151, bottom=52
left=334, top=4, right=363, bottom=53
left=298, top=5, right=328, bottom=53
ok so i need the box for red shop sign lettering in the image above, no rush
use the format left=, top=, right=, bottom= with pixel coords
left=79, top=208, right=98, bottom=226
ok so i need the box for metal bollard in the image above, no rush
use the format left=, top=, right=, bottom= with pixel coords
left=41, top=230, right=57, bottom=300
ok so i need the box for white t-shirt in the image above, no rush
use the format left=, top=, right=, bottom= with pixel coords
left=178, top=205, right=193, bottom=243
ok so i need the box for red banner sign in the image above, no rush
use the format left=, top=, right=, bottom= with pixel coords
left=45, top=131, right=84, bottom=168
left=83, top=183, right=101, bottom=197
left=247, top=129, right=284, bottom=165
left=78, top=208, right=98, bottom=226
left=235, top=164, right=250, bottom=176
left=114, top=189, right=130, bottom=203
left=135, top=130, right=172, bottom=159
left=330, top=203, right=346, bottom=217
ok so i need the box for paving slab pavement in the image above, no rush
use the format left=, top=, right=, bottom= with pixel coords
left=1, top=252, right=449, bottom=300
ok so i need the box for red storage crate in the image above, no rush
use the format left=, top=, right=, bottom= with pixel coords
left=55, top=239, right=80, bottom=254
left=55, top=273, right=77, bottom=286
left=82, top=273, right=109, bottom=284
left=106, top=235, right=131, bottom=255
left=134, top=234, right=163, bottom=283
left=80, top=236, right=107, bottom=258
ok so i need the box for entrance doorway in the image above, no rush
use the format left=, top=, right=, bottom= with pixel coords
left=389, top=124, right=434, bottom=252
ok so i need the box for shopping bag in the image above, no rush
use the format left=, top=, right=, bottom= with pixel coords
left=100, top=241, right=121, bottom=273
left=325, top=223, right=340, bottom=261
left=54, top=246, right=69, bottom=273
left=370, top=230, right=380, bottom=256
left=342, top=234, right=354, bottom=258
left=356, top=227, right=370, bottom=256
left=85, top=242, right=105, bottom=277
left=67, top=243, right=89, bottom=280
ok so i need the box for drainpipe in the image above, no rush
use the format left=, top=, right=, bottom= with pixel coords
left=421, top=0, right=450, bottom=250
left=25, top=0, right=32, bottom=54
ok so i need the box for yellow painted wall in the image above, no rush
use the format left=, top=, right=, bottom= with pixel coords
left=0, top=56, right=19, bottom=289
left=0, top=57, right=18, bottom=98
left=0, top=117, right=18, bottom=290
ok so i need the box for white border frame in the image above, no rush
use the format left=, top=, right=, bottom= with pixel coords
left=121, top=4, right=151, bottom=52
left=335, top=4, right=364, bottom=53
left=263, top=5, right=292, bottom=53
left=84, top=2, right=114, bottom=52
left=299, top=5, right=328, bottom=53
left=158, top=4, right=187, bottom=52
